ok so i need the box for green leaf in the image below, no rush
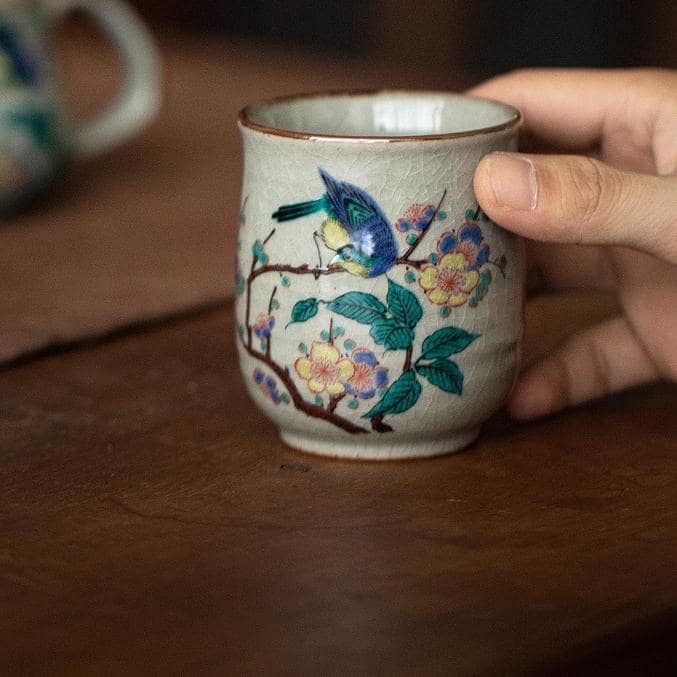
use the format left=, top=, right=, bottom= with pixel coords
left=416, top=359, right=463, bottom=395
left=287, top=298, right=319, bottom=326
left=370, top=318, right=414, bottom=350
left=420, top=326, right=479, bottom=360
left=387, top=278, right=423, bottom=329
left=363, top=370, right=421, bottom=418
left=327, top=291, right=386, bottom=324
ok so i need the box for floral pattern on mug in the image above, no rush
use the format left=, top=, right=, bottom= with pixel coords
left=437, top=222, right=491, bottom=271
left=253, top=313, right=275, bottom=339
left=419, top=253, right=480, bottom=308
left=253, top=368, right=288, bottom=405
left=238, top=169, right=510, bottom=437
left=395, top=203, right=437, bottom=232
left=294, top=341, right=354, bottom=396
left=344, top=348, right=389, bottom=400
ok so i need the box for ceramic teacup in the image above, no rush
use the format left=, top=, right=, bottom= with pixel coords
left=236, top=91, right=524, bottom=460
left=0, top=0, right=160, bottom=212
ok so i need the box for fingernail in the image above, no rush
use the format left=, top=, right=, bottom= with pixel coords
left=487, top=153, right=538, bottom=211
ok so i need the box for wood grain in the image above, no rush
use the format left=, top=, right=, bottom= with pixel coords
left=1, top=298, right=676, bottom=675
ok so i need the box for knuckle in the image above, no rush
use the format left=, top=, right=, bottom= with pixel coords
left=566, top=157, right=620, bottom=227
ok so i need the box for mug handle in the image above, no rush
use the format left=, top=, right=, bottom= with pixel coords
left=46, top=0, right=161, bottom=159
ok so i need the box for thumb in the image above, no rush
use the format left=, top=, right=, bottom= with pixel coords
left=473, top=152, right=677, bottom=263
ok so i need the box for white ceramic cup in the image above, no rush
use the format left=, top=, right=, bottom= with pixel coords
left=236, top=91, right=524, bottom=460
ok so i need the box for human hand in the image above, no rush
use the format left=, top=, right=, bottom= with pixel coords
left=470, top=69, right=677, bottom=419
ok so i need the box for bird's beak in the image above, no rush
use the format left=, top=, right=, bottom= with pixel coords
left=328, top=253, right=341, bottom=267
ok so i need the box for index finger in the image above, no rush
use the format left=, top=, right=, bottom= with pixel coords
left=468, top=68, right=675, bottom=153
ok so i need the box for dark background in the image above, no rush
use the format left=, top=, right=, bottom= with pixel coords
left=131, top=0, right=676, bottom=78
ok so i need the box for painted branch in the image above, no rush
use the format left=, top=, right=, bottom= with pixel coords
left=371, top=415, right=393, bottom=433
left=245, top=256, right=257, bottom=348
left=239, top=212, right=367, bottom=434
left=267, top=286, right=278, bottom=314
left=243, top=250, right=366, bottom=434
left=368, top=347, right=413, bottom=434
left=328, top=392, right=346, bottom=415
left=403, top=346, right=413, bottom=372
left=264, top=283, right=275, bottom=357
left=251, top=263, right=345, bottom=281
left=394, top=256, right=428, bottom=270
left=242, top=343, right=368, bottom=435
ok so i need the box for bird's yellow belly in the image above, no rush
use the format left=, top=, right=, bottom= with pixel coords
left=337, top=260, right=370, bottom=277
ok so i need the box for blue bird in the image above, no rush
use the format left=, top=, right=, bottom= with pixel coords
left=272, top=168, right=398, bottom=278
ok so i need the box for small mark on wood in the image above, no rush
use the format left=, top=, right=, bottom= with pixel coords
left=280, top=463, right=311, bottom=473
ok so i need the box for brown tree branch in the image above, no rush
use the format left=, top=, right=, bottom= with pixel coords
left=251, top=263, right=345, bottom=281
left=245, top=255, right=257, bottom=348
left=394, top=257, right=428, bottom=270
left=265, top=285, right=278, bottom=358
left=370, top=415, right=393, bottom=433
left=403, top=346, right=413, bottom=372
left=328, top=392, right=346, bottom=414
left=267, top=285, right=277, bottom=315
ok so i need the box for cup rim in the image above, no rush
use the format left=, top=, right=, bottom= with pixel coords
left=238, top=89, right=521, bottom=142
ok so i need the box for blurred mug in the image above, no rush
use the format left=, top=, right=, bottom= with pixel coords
left=0, top=0, right=161, bottom=212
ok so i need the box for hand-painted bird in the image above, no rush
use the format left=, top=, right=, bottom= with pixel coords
left=272, top=167, right=398, bottom=278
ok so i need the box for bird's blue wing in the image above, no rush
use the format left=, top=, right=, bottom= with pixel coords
left=318, top=168, right=399, bottom=277
left=318, top=167, right=388, bottom=234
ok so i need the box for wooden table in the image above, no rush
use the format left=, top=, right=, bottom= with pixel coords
left=3, top=298, right=676, bottom=675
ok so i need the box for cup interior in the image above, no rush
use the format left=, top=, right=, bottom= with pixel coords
left=240, top=91, right=520, bottom=139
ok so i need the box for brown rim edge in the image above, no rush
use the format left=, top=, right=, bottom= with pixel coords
left=238, top=89, right=522, bottom=142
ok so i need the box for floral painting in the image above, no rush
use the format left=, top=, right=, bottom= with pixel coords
left=237, top=168, right=507, bottom=434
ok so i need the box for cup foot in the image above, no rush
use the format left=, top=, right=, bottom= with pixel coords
left=279, top=427, right=481, bottom=461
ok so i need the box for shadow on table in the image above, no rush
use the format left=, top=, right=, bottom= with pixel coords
left=536, top=606, right=677, bottom=676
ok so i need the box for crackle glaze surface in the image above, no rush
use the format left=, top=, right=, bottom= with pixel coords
left=236, top=93, right=524, bottom=459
